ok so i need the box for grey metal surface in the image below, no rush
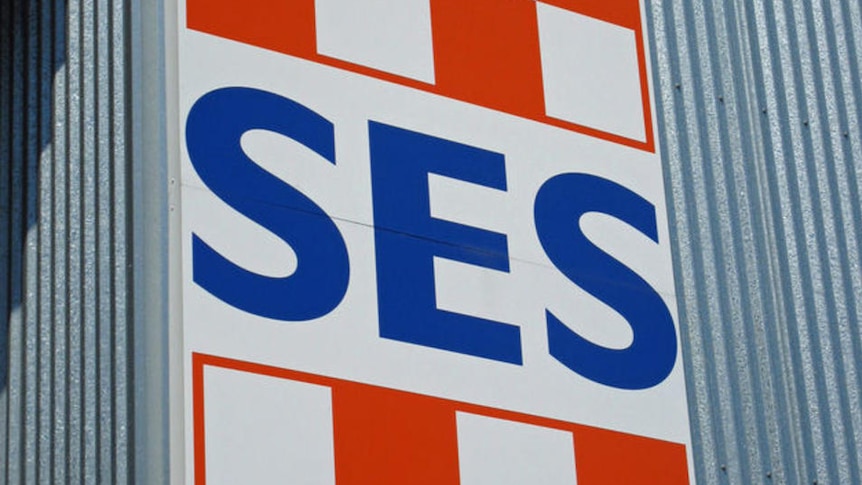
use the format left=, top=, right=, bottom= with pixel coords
left=129, top=0, right=174, bottom=482
left=648, top=0, right=862, bottom=484
left=0, top=0, right=133, bottom=483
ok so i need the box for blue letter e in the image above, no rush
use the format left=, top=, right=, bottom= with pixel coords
left=185, top=87, right=349, bottom=321
left=369, top=122, right=521, bottom=365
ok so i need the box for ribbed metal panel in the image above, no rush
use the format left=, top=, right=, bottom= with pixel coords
left=0, top=1, right=132, bottom=484
left=648, top=0, right=862, bottom=484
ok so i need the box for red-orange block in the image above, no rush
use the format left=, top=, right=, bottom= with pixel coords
left=429, top=0, right=546, bottom=119
left=332, top=381, right=461, bottom=485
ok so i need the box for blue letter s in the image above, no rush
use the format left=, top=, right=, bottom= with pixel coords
left=534, top=173, right=677, bottom=389
left=185, top=87, right=349, bottom=320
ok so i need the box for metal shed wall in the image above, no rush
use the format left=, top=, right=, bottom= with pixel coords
left=648, top=0, right=862, bottom=484
left=1, top=1, right=861, bottom=484
left=0, top=0, right=135, bottom=483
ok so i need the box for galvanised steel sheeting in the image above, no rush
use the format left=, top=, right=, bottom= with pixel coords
left=649, top=0, right=862, bottom=484
left=0, top=0, right=132, bottom=483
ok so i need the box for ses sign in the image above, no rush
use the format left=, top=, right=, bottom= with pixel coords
left=178, top=0, right=696, bottom=484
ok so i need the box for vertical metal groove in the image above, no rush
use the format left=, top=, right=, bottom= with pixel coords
left=651, top=0, right=862, bottom=483
left=0, top=0, right=12, bottom=480
left=1, top=1, right=132, bottom=483
left=50, top=2, right=69, bottom=482
left=111, top=0, right=131, bottom=482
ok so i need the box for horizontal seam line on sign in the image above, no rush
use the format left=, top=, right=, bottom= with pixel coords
left=180, top=183, right=679, bottom=300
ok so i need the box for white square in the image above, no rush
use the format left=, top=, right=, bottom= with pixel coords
left=456, top=412, right=578, bottom=485
left=204, top=367, right=336, bottom=485
left=537, top=3, right=646, bottom=141
left=315, top=0, right=436, bottom=83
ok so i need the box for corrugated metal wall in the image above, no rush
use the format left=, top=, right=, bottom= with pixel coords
left=2, top=0, right=861, bottom=484
left=0, top=0, right=133, bottom=484
left=649, top=0, right=862, bottom=484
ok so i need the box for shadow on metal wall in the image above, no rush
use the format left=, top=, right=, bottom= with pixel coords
left=0, top=0, right=67, bottom=460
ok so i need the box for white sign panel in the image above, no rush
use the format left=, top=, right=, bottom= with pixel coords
left=177, top=0, right=696, bottom=483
